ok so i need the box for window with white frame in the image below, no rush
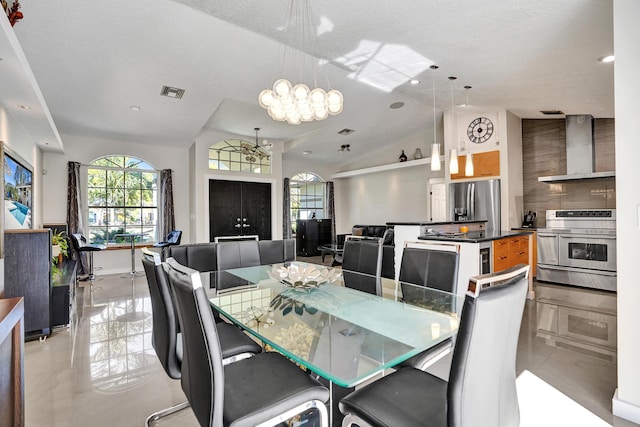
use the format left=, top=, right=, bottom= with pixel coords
left=290, top=172, right=324, bottom=234
left=87, top=156, right=158, bottom=244
left=208, top=139, right=271, bottom=174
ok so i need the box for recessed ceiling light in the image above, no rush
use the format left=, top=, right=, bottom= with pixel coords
left=599, top=55, right=615, bottom=63
left=18, top=105, right=31, bottom=110
left=409, top=79, right=420, bottom=85
left=390, top=102, right=405, bottom=109
left=130, top=105, right=141, bottom=111
left=302, top=151, right=312, bottom=155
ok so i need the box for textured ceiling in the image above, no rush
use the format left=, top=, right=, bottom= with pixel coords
left=9, top=0, right=613, bottom=164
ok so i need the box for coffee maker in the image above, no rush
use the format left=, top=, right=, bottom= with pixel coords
left=522, top=211, right=536, bottom=228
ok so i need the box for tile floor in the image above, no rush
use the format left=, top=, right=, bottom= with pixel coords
left=23, top=260, right=638, bottom=426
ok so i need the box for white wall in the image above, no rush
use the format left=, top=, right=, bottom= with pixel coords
left=443, top=109, right=524, bottom=231
left=612, top=0, right=640, bottom=422
left=41, top=134, right=190, bottom=275
left=334, top=166, right=435, bottom=234
left=0, top=107, right=42, bottom=294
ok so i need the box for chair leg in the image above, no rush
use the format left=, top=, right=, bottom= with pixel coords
left=254, top=400, right=329, bottom=427
left=342, top=413, right=373, bottom=427
left=145, top=400, right=190, bottom=426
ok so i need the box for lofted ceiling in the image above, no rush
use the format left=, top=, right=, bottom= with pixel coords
left=6, top=0, right=613, bottom=165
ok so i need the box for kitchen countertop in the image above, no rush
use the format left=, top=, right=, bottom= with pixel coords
left=386, top=220, right=488, bottom=226
left=418, top=229, right=533, bottom=243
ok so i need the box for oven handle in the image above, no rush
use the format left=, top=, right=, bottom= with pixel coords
left=559, top=234, right=616, bottom=240
left=538, top=233, right=558, bottom=238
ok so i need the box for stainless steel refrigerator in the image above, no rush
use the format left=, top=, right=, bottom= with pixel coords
left=449, top=179, right=501, bottom=232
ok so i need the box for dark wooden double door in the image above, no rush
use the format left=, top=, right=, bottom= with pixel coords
left=209, top=179, right=272, bottom=241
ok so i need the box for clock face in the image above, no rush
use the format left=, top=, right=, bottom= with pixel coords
left=467, top=117, right=494, bottom=144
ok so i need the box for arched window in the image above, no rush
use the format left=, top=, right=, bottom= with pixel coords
left=290, top=172, right=324, bottom=233
left=87, top=156, right=158, bottom=244
left=208, top=139, right=271, bottom=174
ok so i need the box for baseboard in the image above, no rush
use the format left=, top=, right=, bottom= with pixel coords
left=613, top=389, right=640, bottom=424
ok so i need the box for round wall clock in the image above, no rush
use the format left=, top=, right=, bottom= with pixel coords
left=467, top=117, right=494, bottom=144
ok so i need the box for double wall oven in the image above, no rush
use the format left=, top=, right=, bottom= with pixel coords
left=537, top=209, right=616, bottom=292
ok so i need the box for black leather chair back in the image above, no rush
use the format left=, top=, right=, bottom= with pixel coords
left=447, top=266, right=528, bottom=426
left=141, top=248, right=181, bottom=379
left=165, top=259, right=225, bottom=427
left=258, top=239, right=296, bottom=264
left=166, top=243, right=218, bottom=272
left=216, top=240, right=261, bottom=270
left=342, top=238, right=382, bottom=295
left=399, top=247, right=459, bottom=292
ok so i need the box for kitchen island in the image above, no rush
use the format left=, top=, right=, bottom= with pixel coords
left=388, top=221, right=534, bottom=298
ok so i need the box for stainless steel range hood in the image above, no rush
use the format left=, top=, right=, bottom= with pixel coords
left=538, top=115, right=615, bottom=183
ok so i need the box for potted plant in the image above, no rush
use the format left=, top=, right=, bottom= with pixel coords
left=51, top=231, right=70, bottom=265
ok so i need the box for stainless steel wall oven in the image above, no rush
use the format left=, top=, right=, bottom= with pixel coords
left=536, top=210, right=616, bottom=291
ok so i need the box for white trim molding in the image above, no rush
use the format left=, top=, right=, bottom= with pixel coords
left=613, top=389, right=640, bottom=424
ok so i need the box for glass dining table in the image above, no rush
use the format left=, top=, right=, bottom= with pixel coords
left=200, top=261, right=463, bottom=390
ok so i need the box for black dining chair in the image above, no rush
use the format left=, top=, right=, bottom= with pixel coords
left=141, top=248, right=262, bottom=426
left=69, top=233, right=106, bottom=281
left=397, top=242, right=461, bottom=370
left=339, top=264, right=530, bottom=427
left=216, top=239, right=261, bottom=270
left=341, top=236, right=384, bottom=296
left=164, top=257, right=330, bottom=427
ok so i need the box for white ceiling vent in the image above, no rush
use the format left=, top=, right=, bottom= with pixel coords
left=160, top=86, right=185, bottom=99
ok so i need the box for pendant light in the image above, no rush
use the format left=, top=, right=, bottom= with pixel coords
left=430, top=65, right=441, bottom=171
left=463, top=85, right=474, bottom=176
left=448, top=76, right=459, bottom=174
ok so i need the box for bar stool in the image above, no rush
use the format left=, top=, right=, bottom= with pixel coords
left=70, top=233, right=106, bottom=282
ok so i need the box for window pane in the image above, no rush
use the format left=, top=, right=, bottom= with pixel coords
left=108, top=208, right=125, bottom=226
left=126, top=208, right=142, bottom=225
left=107, top=170, right=125, bottom=188
left=141, top=190, right=156, bottom=207
left=125, top=189, right=142, bottom=206
left=230, top=162, right=241, bottom=172
left=139, top=228, right=155, bottom=243
left=88, top=208, right=103, bottom=226
left=88, top=169, right=106, bottom=188
left=89, top=227, right=107, bottom=244
left=141, top=208, right=156, bottom=226
left=126, top=171, right=143, bottom=189
left=88, top=188, right=106, bottom=206
left=107, top=188, right=125, bottom=206
left=141, top=172, right=156, bottom=189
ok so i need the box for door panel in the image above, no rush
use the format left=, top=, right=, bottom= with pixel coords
left=209, top=179, right=271, bottom=241
left=241, top=182, right=272, bottom=240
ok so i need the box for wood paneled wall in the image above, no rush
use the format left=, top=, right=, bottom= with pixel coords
left=522, top=118, right=616, bottom=228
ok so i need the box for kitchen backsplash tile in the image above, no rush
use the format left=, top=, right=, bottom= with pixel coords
left=522, top=118, right=616, bottom=228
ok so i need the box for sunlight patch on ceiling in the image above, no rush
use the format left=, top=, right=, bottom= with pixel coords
left=317, top=15, right=334, bottom=36
left=334, top=40, right=432, bottom=92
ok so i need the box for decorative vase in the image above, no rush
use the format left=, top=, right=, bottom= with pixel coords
left=399, top=150, right=408, bottom=162
left=414, top=148, right=423, bottom=160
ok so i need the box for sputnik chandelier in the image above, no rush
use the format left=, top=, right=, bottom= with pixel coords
left=240, top=128, right=270, bottom=162
left=258, top=0, right=343, bottom=125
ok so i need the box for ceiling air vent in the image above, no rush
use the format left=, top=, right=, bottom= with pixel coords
left=160, top=85, right=185, bottom=99
left=338, top=128, right=355, bottom=135
left=540, top=110, right=564, bottom=115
